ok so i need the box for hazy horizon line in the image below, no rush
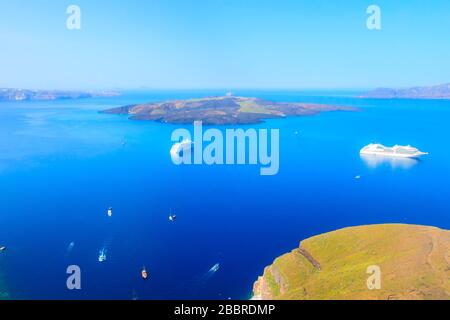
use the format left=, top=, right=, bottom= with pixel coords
left=2, top=82, right=448, bottom=92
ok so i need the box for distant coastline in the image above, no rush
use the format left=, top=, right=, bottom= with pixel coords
left=3, top=83, right=450, bottom=102
left=0, top=88, right=121, bottom=102
left=360, top=83, right=450, bottom=100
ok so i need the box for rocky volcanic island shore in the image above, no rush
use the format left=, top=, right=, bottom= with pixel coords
left=101, top=96, right=357, bottom=125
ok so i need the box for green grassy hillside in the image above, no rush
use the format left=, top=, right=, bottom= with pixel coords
left=253, top=224, right=450, bottom=300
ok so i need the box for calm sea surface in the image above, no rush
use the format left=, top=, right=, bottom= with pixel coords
left=0, top=90, right=449, bottom=299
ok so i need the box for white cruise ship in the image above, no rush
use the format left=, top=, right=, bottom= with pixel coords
left=360, top=144, right=428, bottom=158
left=170, top=139, right=193, bottom=157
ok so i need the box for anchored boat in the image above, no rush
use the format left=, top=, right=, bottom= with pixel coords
left=141, top=266, right=149, bottom=280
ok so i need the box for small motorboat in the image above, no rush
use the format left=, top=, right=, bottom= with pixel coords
left=98, top=248, right=107, bottom=263
left=169, top=209, right=176, bottom=222
left=0, top=246, right=6, bottom=252
left=209, top=263, right=220, bottom=273
left=141, top=267, right=149, bottom=280
left=107, top=207, right=113, bottom=217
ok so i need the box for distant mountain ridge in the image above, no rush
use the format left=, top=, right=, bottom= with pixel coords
left=0, top=88, right=120, bottom=101
left=361, top=83, right=450, bottom=99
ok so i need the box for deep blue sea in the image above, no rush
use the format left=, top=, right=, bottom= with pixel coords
left=0, top=90, right=449, bottom=300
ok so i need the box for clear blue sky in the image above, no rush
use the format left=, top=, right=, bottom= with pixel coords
left=0, top=0, right=449, bottom=90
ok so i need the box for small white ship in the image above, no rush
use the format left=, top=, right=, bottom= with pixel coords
left=360, top=144, right=428, bottom=158
left=170, top=139, right=193, bottom=157
left=107, top=207, right=113, bottom=217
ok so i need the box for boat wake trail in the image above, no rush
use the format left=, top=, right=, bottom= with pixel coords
left=98, top=238, right=113, bottom=263
left=193, top=263, right=220, bottom=286
left=65, top=242, right=75, bottom=257
left=204, top=263, right=220, bottom=278
left=162, top=263, right=221, bottom=299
